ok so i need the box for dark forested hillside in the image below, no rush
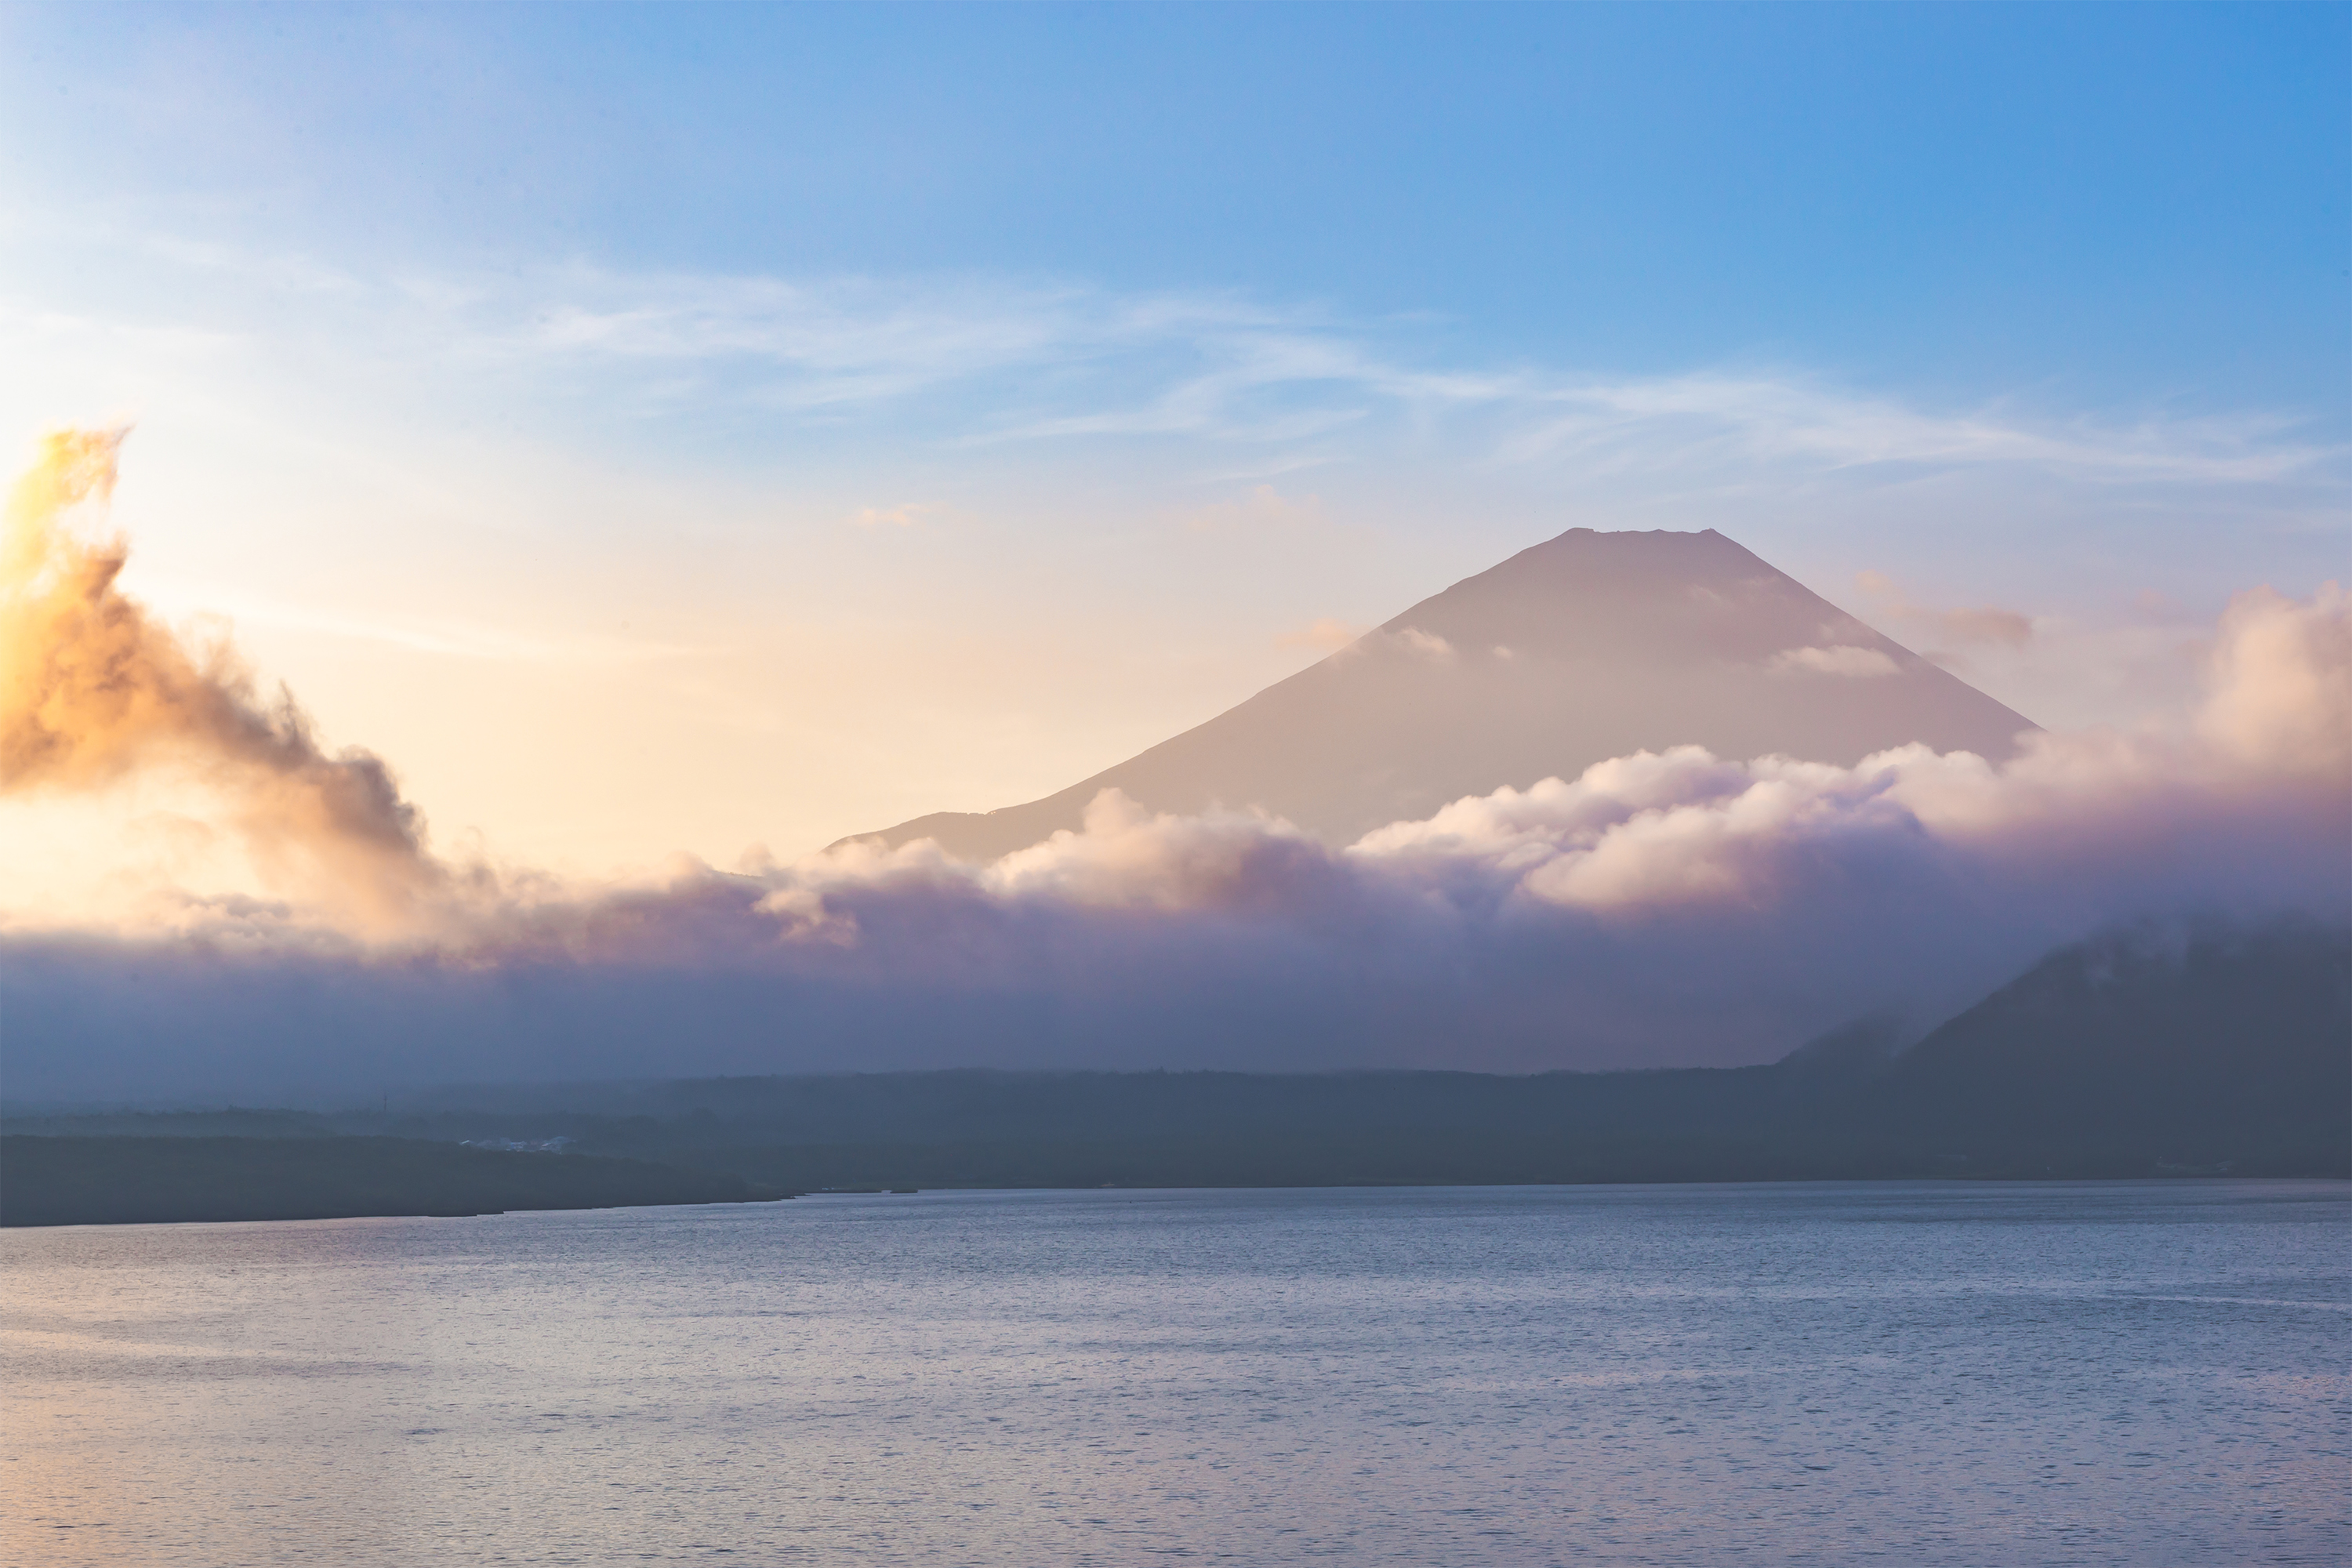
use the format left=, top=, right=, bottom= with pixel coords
left=1874, top=920, right=2350, bottom=1173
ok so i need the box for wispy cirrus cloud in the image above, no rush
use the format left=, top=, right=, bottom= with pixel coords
left=136, top=584, right=704, bottom=666
left=473, top=265, right=2341, bottom=486
left=1492, top=372, right=2332, bottom=486
left=11, top=207, right=2336, bottom=495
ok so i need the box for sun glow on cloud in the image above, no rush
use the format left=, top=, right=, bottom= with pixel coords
left=0, top=430, right=457, bottom=936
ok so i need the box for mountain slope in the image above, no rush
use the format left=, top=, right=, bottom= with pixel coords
left=851, top=527, right=2038, bottom=861
left=1875, top=919, right=2352, bottom=1171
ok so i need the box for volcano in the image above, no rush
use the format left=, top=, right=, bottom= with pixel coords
left=848, top=527, right=2038, bottom=862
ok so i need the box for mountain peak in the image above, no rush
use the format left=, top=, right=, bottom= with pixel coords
left=847, top=527, right=2036, bottom=862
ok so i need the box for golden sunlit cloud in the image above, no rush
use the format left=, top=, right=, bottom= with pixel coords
left=1274, top=617, right=1361, bottom=652
left=1, top=429, right=448, bottom=931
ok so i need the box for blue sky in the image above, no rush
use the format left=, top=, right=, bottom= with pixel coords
left=12, top=4, right=2342, bottom=407
left=0, top=2, right=2344, bottom=875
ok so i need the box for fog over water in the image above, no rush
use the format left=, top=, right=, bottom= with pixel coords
left=4, top=1181, right=2346, bottom=1566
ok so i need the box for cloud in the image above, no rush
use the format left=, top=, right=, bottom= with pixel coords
left=1769, top=644, right=1899, bottom=678
left=1184, top=484, right=1327, bottom=534
left=521, top=271, right=1104, bottom=410
left=129, top=584, right=701, bottom=666
left=0, top=430, right=450, bottom=931
left=1934, top=606, right=2036, bottom=649
left=532, top=271, right=2330, bottom=485
left=1500, top=374, right=2332, bottom=487
left=2197, top=583, right=2352, bottom=775
left=1275, top=616, right=1360, bottom=653
left=502, top=269, right=2333, bottom=487
left=19, top=209, right=2337, bottom=497
left=1298, top=622, right=1457, bottom=665
left=854, top=502, right=935, bottom=528
left=1855, top=571, right=2036, bottom=650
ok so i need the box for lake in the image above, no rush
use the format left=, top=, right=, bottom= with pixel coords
left=3, top=1181, right=2345, bottom=1565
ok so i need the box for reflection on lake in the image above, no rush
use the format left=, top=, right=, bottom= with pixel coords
left=4, top=1181, right=2346, bottom=1566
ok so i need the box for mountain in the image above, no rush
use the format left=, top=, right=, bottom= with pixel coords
left=1871, top=919, right=2351, bottom=1171
left=849, top=527, right=2038, bottom=862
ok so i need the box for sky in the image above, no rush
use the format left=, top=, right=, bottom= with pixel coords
left=0, top=3, right=2346, bottom=1095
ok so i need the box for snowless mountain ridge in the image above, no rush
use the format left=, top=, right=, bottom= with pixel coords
left=851, top=527, right=2039, bottom=862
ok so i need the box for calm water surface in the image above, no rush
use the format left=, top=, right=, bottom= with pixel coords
left=2, top=1181, right=2345, bottom=1566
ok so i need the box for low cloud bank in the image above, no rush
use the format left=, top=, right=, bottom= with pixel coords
left=1, top=434, right=2345, bottom=1102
